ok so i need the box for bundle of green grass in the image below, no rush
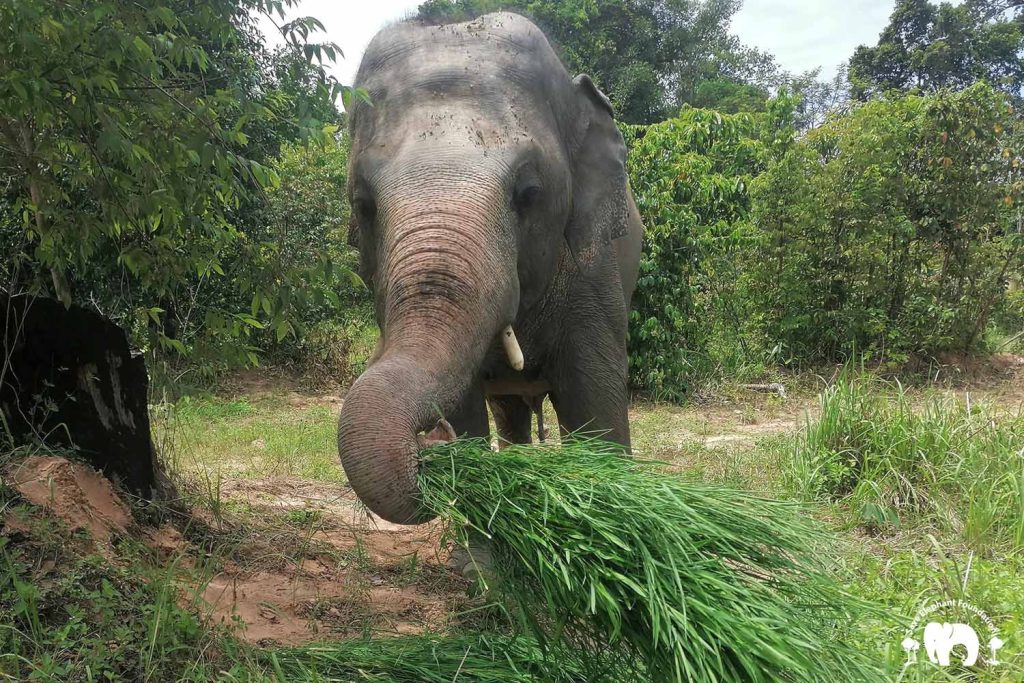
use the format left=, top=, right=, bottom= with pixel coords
left=416, top=438, right=884, bottom=683
left=268, top=633, right=631, bottom=682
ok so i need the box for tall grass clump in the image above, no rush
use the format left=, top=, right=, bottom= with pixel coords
left=419, top=439, right=884, bottom=683
left=787, top=373, right=1024, bottom=549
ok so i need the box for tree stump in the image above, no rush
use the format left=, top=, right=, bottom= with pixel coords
left=1, top=294, right=158, bottom=499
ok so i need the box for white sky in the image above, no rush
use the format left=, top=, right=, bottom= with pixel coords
left=731, top=0, right=896, bottom=80
left=257, top=1, right=897, bottom=87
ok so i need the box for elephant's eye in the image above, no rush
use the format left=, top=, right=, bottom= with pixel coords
left=513, top=183, right=542, bottom=216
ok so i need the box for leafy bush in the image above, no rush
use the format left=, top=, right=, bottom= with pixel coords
left=623, top=84, right=1022, bottom=400
left=273, top=305, right=379, bottom=388
left=991, top=285, right=1024, bottom=352
left=0, top=0, right=361, bottom=390
left=786, top=371, right=1024, bottom=551
left=146, top=134, right=369, bottom=388
left=224, top=134, right=378, bottom=385
left=622, top=104, right=784, bottom=400
left=750, top=83, right=1023, bottom=363
left=251, top=135, right=357, bottom=344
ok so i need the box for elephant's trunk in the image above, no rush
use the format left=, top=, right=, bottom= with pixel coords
left=337, top=356, right=455, bottom=524
left=338, top=173, right=515, bottom=524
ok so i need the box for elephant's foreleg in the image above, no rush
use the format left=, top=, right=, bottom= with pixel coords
left=550, top=387, right=630, bottom=449
left=488, top=395, right=532, bottom=449
left=548, top=336, right=631, bottom=450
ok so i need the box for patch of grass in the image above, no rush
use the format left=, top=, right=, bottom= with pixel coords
left=161, top=395, right=344, bottom=483
left=628, top=404, right=791, bottom=490
left=284, top=507, right=323, bottom=526
left=0, top=529, right=241, bottom=682
left=784, top=372, right=1024, bottom=551
left=628, top=402, right=707, bottom=459
left=420, top=438, right=885, bottom=683
left=839, top=543, right=1024, bottom=678
left=176, top=395, right=256, bottom=420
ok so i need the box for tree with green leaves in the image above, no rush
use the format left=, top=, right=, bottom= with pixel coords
left=850, top=0, right=1024, bottom=99
left=621, top=100, right=794, bottom=397
left=0, top=0, right=359, bottom=377
left=750, top=82, right=1023, bottom=361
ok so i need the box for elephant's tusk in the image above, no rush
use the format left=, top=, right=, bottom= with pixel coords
left=502, top=325, right=525, bottom=371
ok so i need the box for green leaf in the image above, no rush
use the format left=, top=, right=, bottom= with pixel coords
left=132, top=35, right=154, bottom=61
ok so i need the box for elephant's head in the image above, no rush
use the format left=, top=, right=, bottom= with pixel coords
left=337, top=13, right=630, bottom=523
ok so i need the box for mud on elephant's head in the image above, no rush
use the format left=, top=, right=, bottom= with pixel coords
left=337, top=13, right=631, bottom=523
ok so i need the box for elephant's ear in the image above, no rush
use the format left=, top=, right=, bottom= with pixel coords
left=565, top=74, right=629, bottom=265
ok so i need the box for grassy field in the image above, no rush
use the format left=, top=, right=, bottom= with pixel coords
left=2, top=366, right=1023, bottom=680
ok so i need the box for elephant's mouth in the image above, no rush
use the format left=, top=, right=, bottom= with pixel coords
left=413, top=327, right=529, bottom=443
left=416, top=418, right=457, bottom=449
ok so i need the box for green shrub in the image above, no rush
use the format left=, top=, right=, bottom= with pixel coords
left=750, top=83, right=1023, bottom=363
left=623, top=84, right=1022, bottom=400
left=252, top=134, right=359, bottom=344
left=622, top=104, right=785, bottom=399
left=991, top=286, right=1024, bottom=352
left=786, top=371, right=1024, bottom=551
left=264, top=301, right=380, bottom=387
left=146, top=134, right=369, bottom=388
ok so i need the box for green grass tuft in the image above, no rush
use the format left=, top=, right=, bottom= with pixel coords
left=785, top=373, right=1024, bottom=550
left=420, top=438, right=885, bottom=683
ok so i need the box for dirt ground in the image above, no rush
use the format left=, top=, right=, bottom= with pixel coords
left=6, top=459, right=470, bottom=646
left=194, top=478, right=465, bottom=645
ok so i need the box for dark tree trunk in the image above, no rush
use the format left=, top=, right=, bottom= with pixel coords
left=1, top=294, right=159, bottom=499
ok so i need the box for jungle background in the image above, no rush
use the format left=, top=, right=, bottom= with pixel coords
left=2, top=0, right=1022, bottom=400
left=2, top=0, right=1024, bottom=681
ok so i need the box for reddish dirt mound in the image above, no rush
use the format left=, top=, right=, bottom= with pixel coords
left=7, top=455, right=132, bottom=543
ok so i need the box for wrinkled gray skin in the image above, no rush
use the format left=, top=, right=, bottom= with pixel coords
left=337, top=12, right=643, bottom=524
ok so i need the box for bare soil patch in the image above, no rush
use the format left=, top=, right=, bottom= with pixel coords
left=195, top=480, right=465, bottom=645
left=4, top=455, right=469, bottom=647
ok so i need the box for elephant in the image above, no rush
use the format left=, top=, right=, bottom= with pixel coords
left=337, top=12, right=643, bottom=524
left=923, top=621, right=980, bottom=667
